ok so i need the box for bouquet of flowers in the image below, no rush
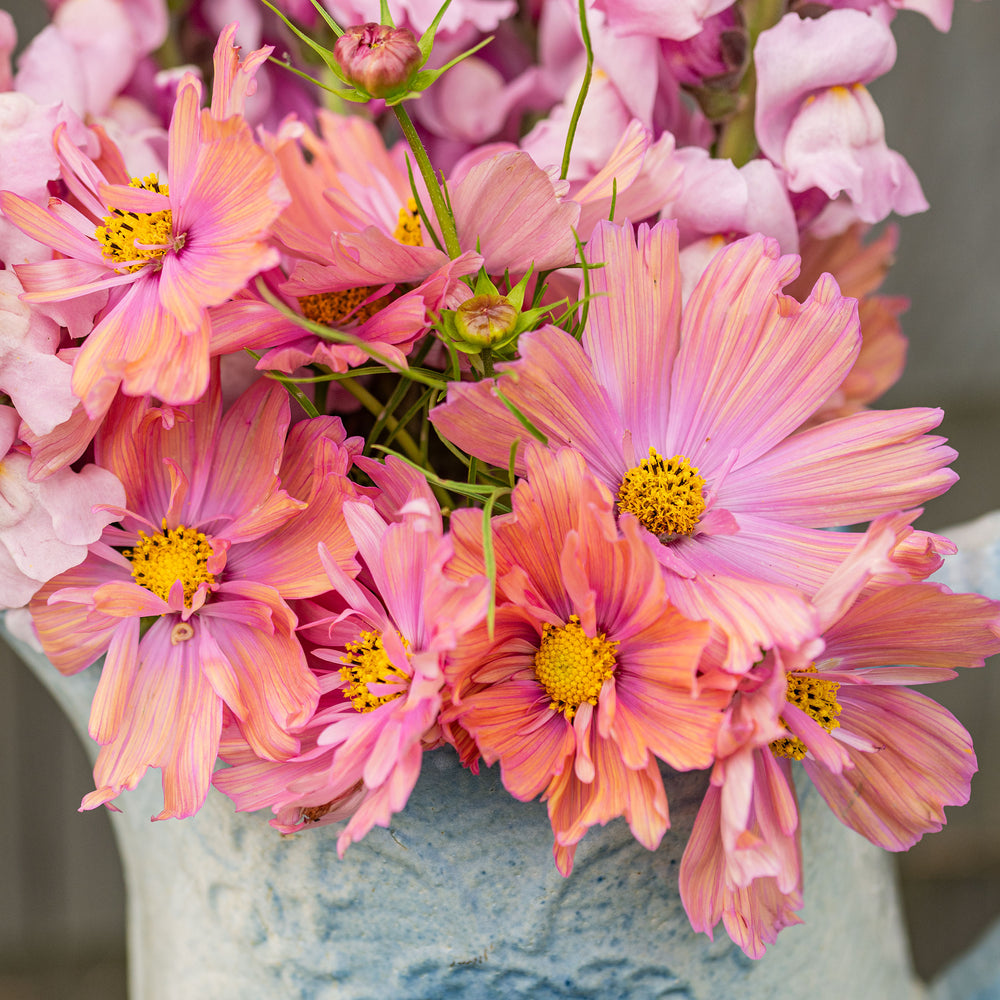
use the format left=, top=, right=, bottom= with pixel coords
left=1, top=0, right=998, bottom=961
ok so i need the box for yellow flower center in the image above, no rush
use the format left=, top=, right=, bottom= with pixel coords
left=392, top=198, right=423, bottom=246
left=96, top=174, right=173, bottom=272
left=533, top=615, right=619, bottom=719
left=298, top=286, right=390, bottom=328
left=124, top=520, right=216, bottom=607
left=617, top=448, right=707, bottom=539
left=770, top=666, right=842, bottom=761
left=340, top=630, right=410, bottom=713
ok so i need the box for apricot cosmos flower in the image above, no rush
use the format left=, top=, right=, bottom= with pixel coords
left=444, top=447, right=729, bottom=875
left=29, top=378, right=361, bottom=818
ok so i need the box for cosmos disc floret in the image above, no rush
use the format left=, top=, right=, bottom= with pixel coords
left=125, top=520, right=216, bottom=607
left=770, top=666, right=842, bottom=760
left=617, top=448, right=707, bottom=539
left=96, top=175, right=173, bottom=272
left=533, top=615, right=619, bottom=718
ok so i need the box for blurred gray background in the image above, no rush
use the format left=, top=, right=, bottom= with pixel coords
left=1, top=0, right=999, bottom=996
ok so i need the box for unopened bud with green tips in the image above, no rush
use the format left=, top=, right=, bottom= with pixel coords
left=334, top=23, right=422, bottom=100
left=454, top=294, right=519, bottom=349
left=435, top=267, right=565, bottom=372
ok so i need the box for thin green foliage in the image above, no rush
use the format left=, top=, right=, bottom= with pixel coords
left=245, top=349, right=321, bottom=417
left=480, top=486, right=510, bottom=639
left=404, top=157, right=446, bottom=254
left=507, top=439, right=520, bottom=490
left=559, top=0, right=594, bottom=181
left=495, top=386, right=549, bottom=445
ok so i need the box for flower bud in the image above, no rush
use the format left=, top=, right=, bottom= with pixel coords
left=454, top=294, right=519, bottom=349
left=333, top=23, right=422, bottom=100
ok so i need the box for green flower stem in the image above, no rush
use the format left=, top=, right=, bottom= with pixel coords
left=338, top=376, right=424, bottom=465
left=393, top=104, right=462, bottom=259
left=560, top=0, right=594, bottom=181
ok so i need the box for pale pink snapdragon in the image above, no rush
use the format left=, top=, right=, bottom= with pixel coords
left=15, top=0, right=167, bottom=120
left=754, top=9, right=927, bottom=224
left=0, top=270, right=76, bottom=438
left=665, top=147, right=799, bottom=254
left=0, top=406, right=124, bottom=608
left=519, top=70, right=684, bottom=237
left=594, top=0, right=735, bottom=41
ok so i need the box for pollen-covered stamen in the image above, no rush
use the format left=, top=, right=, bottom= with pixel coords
left=617, top=448, right=707, bottom=540
left=770, top=665, right=842, bottom=761
left=124, top=519, right=216, bottom=608
left=298, top=286, right=390, bottom=328
left=96, top=174, right=173, bottom=273
left=393, top=198, right=423, bottom=247
left=533, top=615, right=619, bottom=719
left=340, top=630, right=410, bottom=713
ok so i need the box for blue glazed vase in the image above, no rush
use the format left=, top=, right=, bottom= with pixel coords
left=7, top=510, right=1000, bottom=1000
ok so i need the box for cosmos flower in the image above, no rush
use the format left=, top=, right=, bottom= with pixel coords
left=444, top=446, right=729, bottom=875
left=679, top=512, right=1000, bottom=956
left=0, top=53, right=288, bottom=415
left=431, top=220, right=956, bottom=671
left=213, top=457, right=490, bottom=854
left=29, top=376, right=362, bottom=818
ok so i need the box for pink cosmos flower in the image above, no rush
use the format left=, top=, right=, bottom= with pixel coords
left=213, top=457, right=490, bottom=853
left=0, top=55, right=288, bottom=416
left=444, top=446, right=729, bottom=875
left=680, top=512, right=1000, bottom=956
left=754, top=10, right=927, bottom=224
left=431, top=220, right=957, bottom=672
left=210, top=111, right=482, bottom=373
left=0, top=405, right=124, bottom=607
left=29, top=376, right=363, bottom=818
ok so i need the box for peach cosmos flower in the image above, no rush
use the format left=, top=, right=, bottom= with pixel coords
left=29, top=376, right=363, bottom=818
left=444, top=446, right=730, bottom=875
left=0, top=55, right=288, bottom=416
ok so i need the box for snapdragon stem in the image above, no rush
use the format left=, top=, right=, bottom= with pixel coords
left=393, top=104, right=462, bottom=260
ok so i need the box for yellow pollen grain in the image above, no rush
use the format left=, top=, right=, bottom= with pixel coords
left=617, top=448, right=707, bottom=540
left=96, top=174, right=172, bottom=272
left=298, top=286, right=389, bottom=328
left=340, top=630, right=410, bottom=713
left=533, top=615, right=619, bottom=719
left=124, top=519, right=216, bottom=608
left=770, top=665, right=842, bottom=761
left=393, top=197, right=423, bottom=247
